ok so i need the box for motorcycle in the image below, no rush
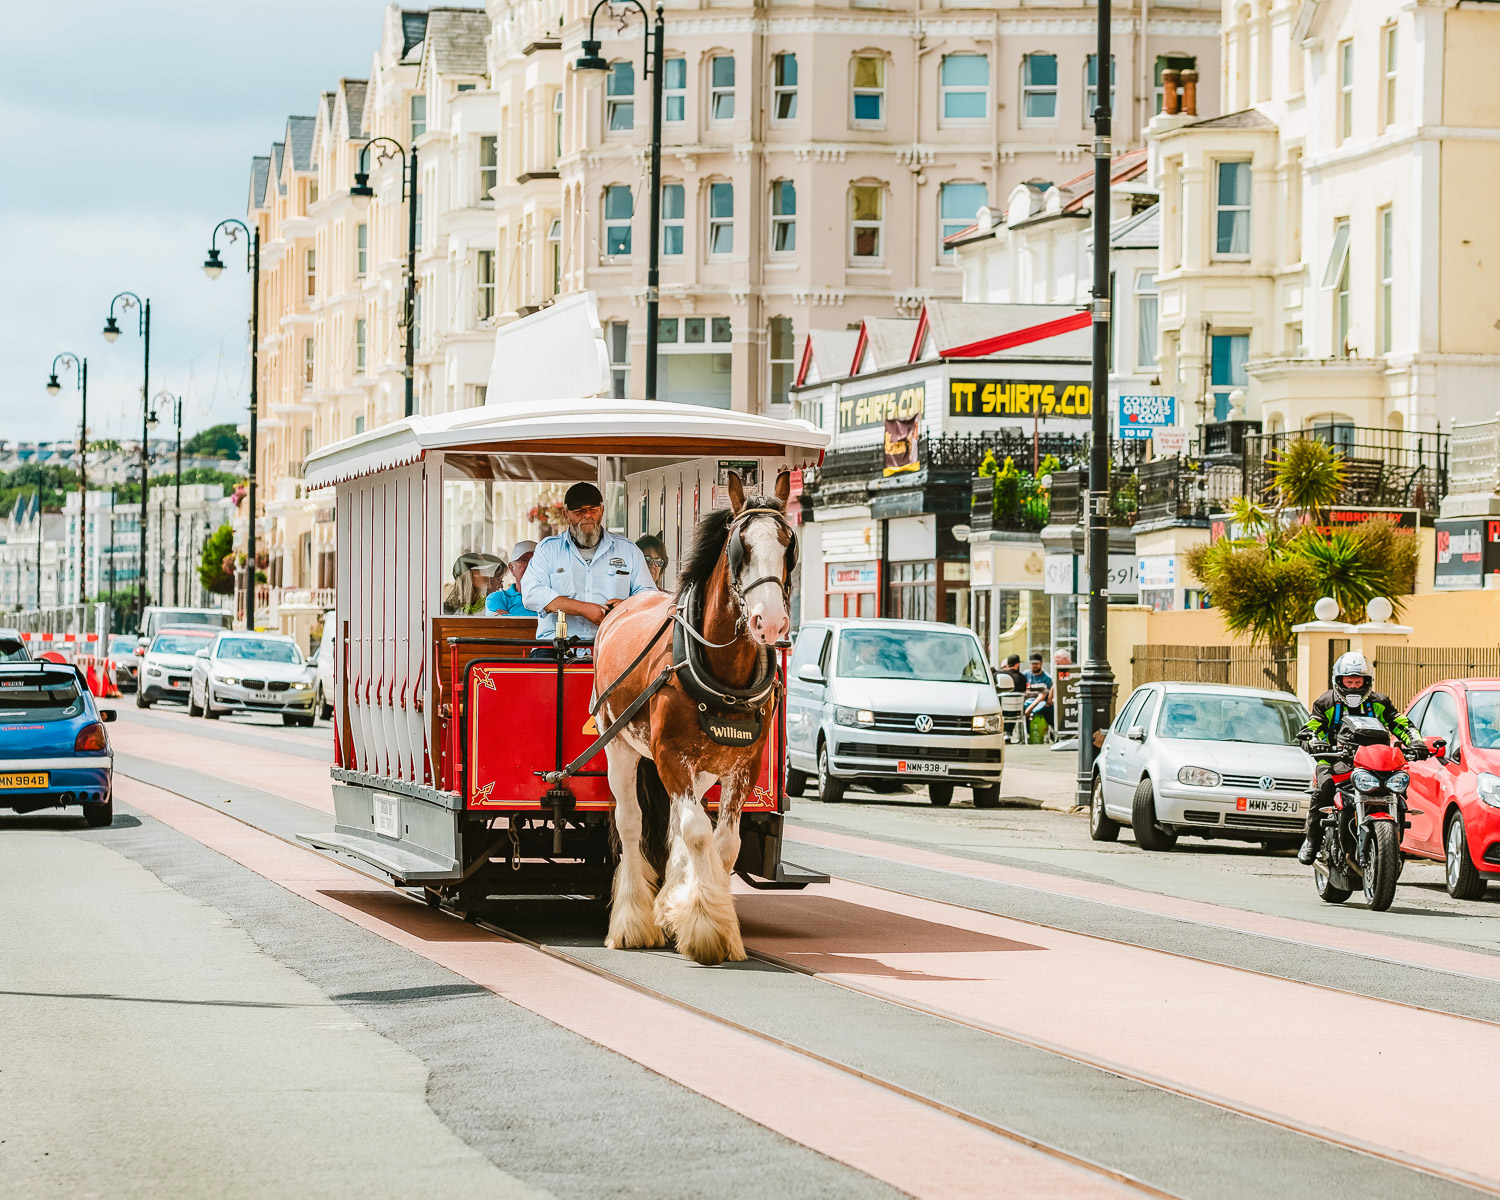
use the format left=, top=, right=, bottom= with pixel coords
left=1300, top=714, right=1425, bottom=912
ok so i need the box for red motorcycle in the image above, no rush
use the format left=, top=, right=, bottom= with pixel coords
left=1303, top=714, right=1420, bottom=911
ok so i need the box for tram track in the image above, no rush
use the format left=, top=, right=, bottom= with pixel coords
left=112, top=746, right=1500, bottom=1200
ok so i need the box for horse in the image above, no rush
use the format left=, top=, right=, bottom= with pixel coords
left=591, top=470, right=795, bottom=965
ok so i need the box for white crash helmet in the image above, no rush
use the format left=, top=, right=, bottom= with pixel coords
left=1331, top=651, right=1374, bottom=707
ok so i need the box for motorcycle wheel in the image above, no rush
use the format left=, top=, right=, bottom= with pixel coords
left=1313, top=850, right=1352, bottom=904
left=1363, top=821, right=1400, bottom=912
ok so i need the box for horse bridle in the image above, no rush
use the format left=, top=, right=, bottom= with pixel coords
left=724, top=504, right=798, bottom=610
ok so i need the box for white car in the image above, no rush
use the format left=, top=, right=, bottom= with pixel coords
left=785, top=618, right=1006, bottom=807
left=1091, top=682, right=1312, bottom=851
left=314, top=612, right=334, bottom=721
left=189, top=631, right=318, bottom=727
left=137, top=626, right=218, bottom=708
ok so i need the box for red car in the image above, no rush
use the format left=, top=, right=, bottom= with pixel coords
left=1401, top=680, right=1500, bottom=899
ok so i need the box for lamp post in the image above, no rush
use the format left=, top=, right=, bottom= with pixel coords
left=34, top=486, right=43, bottom=611
left=349, top=138, right=418, bottom=417
left=102, top=293, right=150, bottom=630
left=46, top=353, right=88, bottom=604
left=1075, top=0, right=1116, bottom=809
left=154, top=390, right=184, bottom=605
left=575, top=0, right=665, bottom=400
left=202, top=218, right=261, bottom=629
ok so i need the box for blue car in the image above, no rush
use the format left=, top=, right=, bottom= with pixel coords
left=0, top=661, right=117, bottom=826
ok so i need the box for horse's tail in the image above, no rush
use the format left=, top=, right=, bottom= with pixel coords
left=635, top=760, right=671, bottom=882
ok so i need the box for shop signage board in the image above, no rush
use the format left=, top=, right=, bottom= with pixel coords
left=1118, top=394, right=1176, bottom=439
left=1056, top=673, right=1079, bottom=735
left=1435, top=517, right=1500, bottom=590
left=828, top=562, right=879, bottom=592
left=1210, top=506, right=1417, bottom=542
left=838, top=382, right=926, bottom=432
left=1044, top=553, right=1078, bottom=595
left=1044, top=554, right=1139, bottom=597
left=1138, top=555, right=1176, bottom=590
left=1153, top=428, right=1191, bottom=456
left=948, top=379, right=1092, bottom=419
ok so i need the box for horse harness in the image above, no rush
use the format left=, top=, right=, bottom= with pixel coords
left=538, top=506, right=795, bottom=782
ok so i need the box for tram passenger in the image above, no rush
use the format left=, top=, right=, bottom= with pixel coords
left=522, top=482, right=654, bottom=657
left=444, top=552, right=506, bottom=614
left=636, top=534, right=669, bottom=588
left=485, top=541, right=539, bottom=616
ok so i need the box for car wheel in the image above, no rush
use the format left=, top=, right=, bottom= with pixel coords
left=785, top=763, right=809, bottom=798
left=83, top=800, right=114, bottom=828
left=1130, top=778, right=1177, bottom=851
left=319, top=691, right=334, bottom=722
left=1445, top=812, right=1488, bottom=901
left=203, top=693, right=221, bottom=720
left=928, top=782, right=955, bottom=807
left=817, top=742, right=846, bottom=804
left=135, top=689, right=150, bottom=709
left=1090, top=774, right=1120, bottom=842
left=187, top=688, right=202, bottom=718
left=972, top=783, right=1002, bottom=809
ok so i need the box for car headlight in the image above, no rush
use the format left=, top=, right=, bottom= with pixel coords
left=1386, top=771, right=1410, bottom=792
left=973, top=713, right=1002, bottom=734
left=1476, top=772, right=1500, bottom=810
left=834, top=706, right=874, bottom=727
left=146, top=667, right=161, bottom=676
left=1352, top=768, right=1382, bottom=792
left=1177, top=766, right=1221, bottom=787
left=217, top=675, right=239, bottom=686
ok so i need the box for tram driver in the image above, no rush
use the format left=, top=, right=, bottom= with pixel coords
left=521, top=482, right=654, bottom=657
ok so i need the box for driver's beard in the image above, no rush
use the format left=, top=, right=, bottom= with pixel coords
left=572, top=524, right=602, bottom=549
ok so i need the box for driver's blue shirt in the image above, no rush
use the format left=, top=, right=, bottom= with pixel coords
left=521, top=529, right=654, bottom=641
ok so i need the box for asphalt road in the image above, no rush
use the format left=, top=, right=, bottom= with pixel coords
left=5, top=700, right=1499, bottom=1200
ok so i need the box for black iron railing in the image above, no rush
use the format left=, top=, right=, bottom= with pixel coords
left=1244, top=426, right=1449, bottom=514
left=1136, top=456, right=1246, bottom=524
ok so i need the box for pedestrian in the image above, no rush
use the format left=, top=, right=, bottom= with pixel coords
left=1024, top=652, right=1055, bottom=738
left=999, top=653, right=1028, bottom=695
left=636, top=534, right=668, bottom=588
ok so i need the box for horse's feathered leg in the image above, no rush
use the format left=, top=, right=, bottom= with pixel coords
left=712, top=765, right=753, bottom=876
left=604, top=739, right=665, bottom=950
left=654, top=759, right=745, bottom=965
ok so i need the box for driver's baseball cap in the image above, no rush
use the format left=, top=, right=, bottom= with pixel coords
left=565, top=482, right=604, bottom=510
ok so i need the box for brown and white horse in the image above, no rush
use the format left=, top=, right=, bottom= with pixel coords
left=591, top=471, right=794, bottom=964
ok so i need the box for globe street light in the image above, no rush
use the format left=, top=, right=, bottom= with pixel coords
left=575, top=0, right=666, bottom=400
left=102, top=292, right=151, bottom=629
left=46, top=353, right=89, bottom=604
left=349, top=137, right=418, bottom=417
left=201, top=218, right=261, bottom=630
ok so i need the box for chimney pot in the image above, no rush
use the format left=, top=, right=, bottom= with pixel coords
left=1181, top=69, right=1200, bottom=117
left=1162, top=69, right=1182, bottom=116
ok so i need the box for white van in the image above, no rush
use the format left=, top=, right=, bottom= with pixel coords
left=785, top=618, right=1007, bottom=807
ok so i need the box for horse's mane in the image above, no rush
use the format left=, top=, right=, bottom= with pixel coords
left=675, top=496, right=785, bottom=599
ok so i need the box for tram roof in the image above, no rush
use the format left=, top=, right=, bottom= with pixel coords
left=303, top=398, right=830, bottom=488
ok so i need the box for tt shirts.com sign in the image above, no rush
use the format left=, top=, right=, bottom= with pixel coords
left=838, top=383, right=927, bottom=432
left=949, top=379, right=1092, bottom=419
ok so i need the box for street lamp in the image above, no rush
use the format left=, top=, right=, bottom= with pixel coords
left=575, top=0, right=665, bottom=401
left=1075, top=0, right=1116, bottom=809
left=154, top=390, right=184, bottom=605
left=349, top=137, right=418, bottom=418
left=46, top=354, right=89, bottom=604
left=102, top=292, right=151, bottom=630
left=202, top=218, right=261, bottom=630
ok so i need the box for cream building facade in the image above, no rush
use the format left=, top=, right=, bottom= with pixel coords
left=1151, top=0, right=1500, bottom=437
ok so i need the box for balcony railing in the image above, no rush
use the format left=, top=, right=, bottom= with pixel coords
left=1137, top=456, right=1246, bottom=525
left=1243, top=426, right=1449, bottom=514
left=1450, top=418, right=1500, bottom=496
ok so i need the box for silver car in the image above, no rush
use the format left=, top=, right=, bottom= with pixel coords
left=785, top=618, right=1006, bottom=807
left=189, top=631, right=318, bottom=727
left=1091, top=682, right=1312, bottom=851
left=138, top=626, right=218, bottom=708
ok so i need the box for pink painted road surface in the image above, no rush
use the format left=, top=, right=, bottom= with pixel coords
left=115, top=776, right=1139, bottom=1200
left=738, top=876, right=1500, bottom=1189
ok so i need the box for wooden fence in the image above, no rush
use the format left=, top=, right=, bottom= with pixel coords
left=1132, top=644, right=1297, bottom=694
left=1372, top=645, right=1500, bottom=710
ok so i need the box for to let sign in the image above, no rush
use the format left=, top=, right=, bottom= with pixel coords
left=949, top=379, right=1092, bottom=419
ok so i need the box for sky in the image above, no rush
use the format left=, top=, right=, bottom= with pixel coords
left=0, top=0, right=401, bottom=447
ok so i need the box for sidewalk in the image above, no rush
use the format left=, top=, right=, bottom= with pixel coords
left=1003, top=742, right=1085, bottom=812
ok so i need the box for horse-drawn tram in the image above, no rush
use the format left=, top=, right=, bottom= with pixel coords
left=299, top=380, right=829, bottom=962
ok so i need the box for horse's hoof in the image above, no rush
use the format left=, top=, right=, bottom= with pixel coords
left=606, top=908, right=666, bottom=950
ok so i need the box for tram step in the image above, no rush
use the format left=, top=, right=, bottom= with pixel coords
left=736, top=858, right=830, bottom=891
left=298, top=830, right=461, bottom=883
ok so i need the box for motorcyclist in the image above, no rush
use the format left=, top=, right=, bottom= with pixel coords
left=1295, top=651, right=1423, bottom=865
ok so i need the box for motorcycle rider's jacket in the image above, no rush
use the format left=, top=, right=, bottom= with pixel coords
left=1299, top=689, right=1418, bottom=750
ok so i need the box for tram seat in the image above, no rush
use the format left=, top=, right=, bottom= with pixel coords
left=432, top=616, right=537, bottom=708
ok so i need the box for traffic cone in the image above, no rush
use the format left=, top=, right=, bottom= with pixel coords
left=102, top=661, right=121, bottom=698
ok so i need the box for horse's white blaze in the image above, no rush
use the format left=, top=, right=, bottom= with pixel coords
left=740, top=516, right=790, bottom=646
